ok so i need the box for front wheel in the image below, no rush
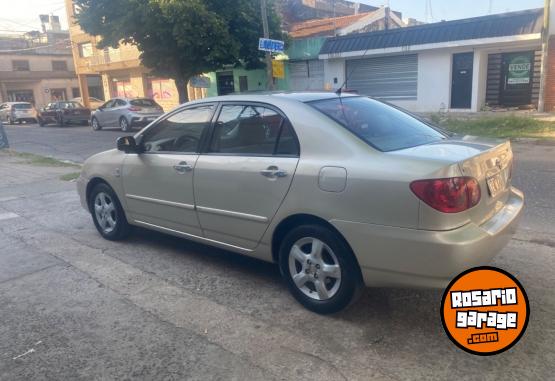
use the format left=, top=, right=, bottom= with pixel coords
left=89, top=183, right=131, bottom=241
left=91, top=117, right=101, bottom=131
left=120, top=117, right=131, bottom=132
left=279, top=225, right=363, bottom=314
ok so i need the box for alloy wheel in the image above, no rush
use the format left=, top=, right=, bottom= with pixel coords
left=94, top=192, right=117, bottom=234
left=288, top=237, right=342, bottom=301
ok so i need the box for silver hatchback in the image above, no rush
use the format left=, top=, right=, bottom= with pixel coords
left=77, top=92, right=524, bottom=314
left=91, top=97, right=163, bottom=132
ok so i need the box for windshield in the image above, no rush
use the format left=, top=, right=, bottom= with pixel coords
left=309, top=97, right=446, bottom=152
left=13, top=103, right=32, bottom=110
left=130, top=99, right=158, bottom=107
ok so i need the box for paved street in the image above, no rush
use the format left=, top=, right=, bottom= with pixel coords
left=0, top=126, right=554, bottom=380
left=2, top=123, right=134, bottom=163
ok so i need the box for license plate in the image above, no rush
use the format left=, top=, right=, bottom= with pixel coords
left=486, top=171, right=506, bottom=197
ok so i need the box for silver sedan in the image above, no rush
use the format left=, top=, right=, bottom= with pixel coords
left=91, top=97, right=163, bottom=132
left=77, top=92, right=524, bottom=313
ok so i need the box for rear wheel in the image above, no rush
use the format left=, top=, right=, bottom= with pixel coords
left=91, top=117, right=101, bottom=131
left=38, top=118, right=46, bottom=127
left=7, top=117, right=13, bottom=125
left=89, top=183, right=131, bottom=241
left=57, top=116, right=65, bottom=127
left=279, top=224, right=363, bottom=314
left=120, top=117, right=131, bottom=132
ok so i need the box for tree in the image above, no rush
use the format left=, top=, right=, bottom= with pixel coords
left=74, top=0, right=283, bottom=103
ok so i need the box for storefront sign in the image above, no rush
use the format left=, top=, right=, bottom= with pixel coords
left=507, top=55, right=532, bottom=85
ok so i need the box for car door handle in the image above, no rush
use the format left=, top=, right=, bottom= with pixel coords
left=260, top=166, right=288, bottom=178
left=173, top=161, right=193, bottom=174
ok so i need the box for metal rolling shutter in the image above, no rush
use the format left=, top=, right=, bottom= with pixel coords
left=288, top=60, right=324, bottom=91
left=346, top=54, right=418, bottom=100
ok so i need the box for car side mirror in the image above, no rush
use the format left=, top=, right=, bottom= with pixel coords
left=117, top=136, right=139, bottom=154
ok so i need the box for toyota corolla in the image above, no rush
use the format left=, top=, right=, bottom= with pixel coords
left=77, top=92, right=524, bottom=314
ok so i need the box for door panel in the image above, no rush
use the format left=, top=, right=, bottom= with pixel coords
left=451, top=52, right=474, bottom=109
left=194, top=155, right=298, bottom=249
left=122, top=153, right=201, bottom=235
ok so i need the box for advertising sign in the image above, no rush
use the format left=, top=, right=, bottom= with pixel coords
left=507, top=55, right=532, bottom=85
left=272, top=60, right=285, bottom=79
left=190, top=76, right=211, bottom=88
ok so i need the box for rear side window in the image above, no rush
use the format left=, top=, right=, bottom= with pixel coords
left=209, top=104, right=298, bottom=156
left=310, top=97, right=446, bottom=152
left=13, top=103, right=32, bottom=110
left=130, top=99, right=158, bottom=107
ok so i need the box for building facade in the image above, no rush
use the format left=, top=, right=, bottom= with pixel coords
left=0, top=28, right=79, bottom=109
left=319, top=9, right=543, bottom=112
left=65, top=0, right=205, bottom=111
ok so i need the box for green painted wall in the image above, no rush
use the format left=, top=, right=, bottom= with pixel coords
left=203, top=37, right=326, bottom=94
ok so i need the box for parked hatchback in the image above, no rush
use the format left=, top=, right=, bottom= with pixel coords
left=38, top=101, right=91, bottom=126
left=0, top=102, right=38, bottom=124
left=77, top=92, right=524, bottom=314
left=91, top=98, right=163, bottom=132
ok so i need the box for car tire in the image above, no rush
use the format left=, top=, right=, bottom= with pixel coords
left=91, top=117, right=102, bottom=131
left=38, top=118, right=46, bottom=127
left=58, top=116, right=65, bottom=127
left=278, top=224, right=363, bottom=314
left=7, top=117, right=13, bottom=125
left=89, top=183, right=131, bottom=241
left=120, top=117, right=131, bottom=132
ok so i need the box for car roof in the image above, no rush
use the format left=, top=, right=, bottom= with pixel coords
left=187, top=91, right=358, bottom=105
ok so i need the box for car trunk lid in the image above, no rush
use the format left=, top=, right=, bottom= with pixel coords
left=391, top=137, right=513, bottom=230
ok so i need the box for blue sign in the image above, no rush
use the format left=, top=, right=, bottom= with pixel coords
left=258, top=38, right=285, bottom=53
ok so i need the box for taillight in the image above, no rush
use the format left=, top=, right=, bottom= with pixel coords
left=410, top=177, right=481, bottom=213
left=128, top=106, right=141, bottom=112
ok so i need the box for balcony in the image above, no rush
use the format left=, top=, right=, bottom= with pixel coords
left=86, top=47, right=141, bottom=72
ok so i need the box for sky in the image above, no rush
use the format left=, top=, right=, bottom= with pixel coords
left=0, top=0, right=546, bottom=33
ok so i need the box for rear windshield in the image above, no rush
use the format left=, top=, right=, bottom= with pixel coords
left=13, top=103, right=32, bottom=110
left=130, top=99, right=158, bottom=107
left=309, top=97, right=446, bottom=152
left=60, top=101, right=84, bottom=109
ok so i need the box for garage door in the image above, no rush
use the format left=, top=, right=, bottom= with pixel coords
left=288, top=60, right=324, bottom=91
left=346, top=54, right=418, bottom=100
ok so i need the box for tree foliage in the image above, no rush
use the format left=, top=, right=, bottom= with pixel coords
left=74, top=0, right=283, bottom=102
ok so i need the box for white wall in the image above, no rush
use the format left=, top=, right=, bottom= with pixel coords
left=324, top=59, right=346, bottom=91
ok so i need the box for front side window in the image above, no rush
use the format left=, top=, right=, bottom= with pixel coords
left=309, top=97, right=446, bottom=152
left=141, top=105, right=214, bottom=153
left=209, top=104, right=296, bottom=156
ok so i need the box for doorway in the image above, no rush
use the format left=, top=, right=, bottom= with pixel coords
left=451, top=52, right=474, bottom=109
left=217, top=72, right=235, bottom=95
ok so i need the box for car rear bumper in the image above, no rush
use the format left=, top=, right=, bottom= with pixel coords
left=129, top=114, right=160, bottom=126
left=330, top=187, right=524, bottom=288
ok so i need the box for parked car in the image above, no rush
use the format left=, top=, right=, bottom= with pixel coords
left=0, top=102, right=38, bottom=124
left=77, top=92, right=524, bottom=314
left=90, top=97, right=164, bottom=132
left=38, top=101, right=91, bottom=127
left=72, top=97, right=105, bottom=110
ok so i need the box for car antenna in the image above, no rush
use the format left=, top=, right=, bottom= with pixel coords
left=334, top=42, right=372, bottom=97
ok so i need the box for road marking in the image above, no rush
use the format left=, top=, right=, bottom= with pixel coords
left=0, top=212, right=20, bottom=220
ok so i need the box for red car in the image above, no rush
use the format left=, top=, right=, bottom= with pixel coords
left=38, top=101, right=91, bottom=127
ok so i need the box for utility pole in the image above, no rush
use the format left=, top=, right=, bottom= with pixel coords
left=261, top=0, right=274, bottom=90
left=538, top=0, right=550, bottom=112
